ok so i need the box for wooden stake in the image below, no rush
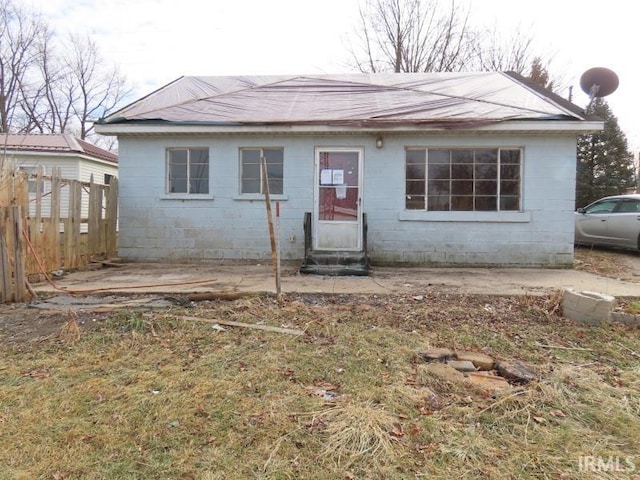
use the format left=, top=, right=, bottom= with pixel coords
left=534, top=342, right=593, bottom=352
left=262, top=156, right=283, bottom=305
left=179, top=315, right=303, bottom=336
left=186, top=291, right=256, bottom=302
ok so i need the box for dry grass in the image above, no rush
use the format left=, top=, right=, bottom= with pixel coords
left=1, top=292, right=639, bottom=479
left=574, top=246, right=638, bottom=280
left=318, top=402, right=398, bottom=469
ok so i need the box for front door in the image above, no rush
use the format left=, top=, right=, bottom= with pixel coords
left=314, top=148, right=363, bottom=250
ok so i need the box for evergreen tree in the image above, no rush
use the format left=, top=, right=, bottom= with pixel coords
left=576, top=98, right=636, bottom=208
left=526, top=57, right=554, bottom=91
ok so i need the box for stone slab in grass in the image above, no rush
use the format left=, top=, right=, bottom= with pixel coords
left=456, top=351, right=495, bottom=371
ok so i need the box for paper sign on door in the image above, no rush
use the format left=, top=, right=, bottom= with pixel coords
left=320, top=169, right=333, bottom=185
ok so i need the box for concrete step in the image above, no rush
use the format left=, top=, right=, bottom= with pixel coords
left=301, top=250, right=370, bottom=276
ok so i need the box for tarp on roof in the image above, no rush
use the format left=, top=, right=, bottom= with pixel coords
left=102, top=72, right=586, bottom=129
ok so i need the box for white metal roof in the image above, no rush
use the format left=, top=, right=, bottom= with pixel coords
left=1, top=133, right=118, bottom=163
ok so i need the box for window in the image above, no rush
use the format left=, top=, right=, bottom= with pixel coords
left=104, top=173, right=114, bottom=185
left=19, top=166, right=44, bottom=193
left=240, top=148, right=283, bottom=195
left=167, top=148, right=209, bottom=194
left=617, top=199, right=640, bottom=213
left=584, top=199, right=619, bottom=214
left=405, top=148, right=521, bottom=211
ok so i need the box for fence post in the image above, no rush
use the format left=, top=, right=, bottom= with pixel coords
left=10, top=205, right=26, bottom=301
left=88, top=174, right=102, bottom=260
left=64, top=180, right=82, bottom=268
left=0, top=208, right=10, bottom=302
left=49, top=167, right=61, bottom=270
left=26, top=166, right=45, bottom=274
left=105, top=177, right=118, bottom=258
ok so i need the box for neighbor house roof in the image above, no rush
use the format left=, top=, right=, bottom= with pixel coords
left=1, top=133, right=118, bottom=164
left=96, top=72, right=601, bottom=134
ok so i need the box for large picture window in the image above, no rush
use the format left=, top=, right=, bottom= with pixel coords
left=240, top=148, right=283, bottom=194
left=167, top=148, right=209, bottom=194
left=405, top=148, right=521, bottom=211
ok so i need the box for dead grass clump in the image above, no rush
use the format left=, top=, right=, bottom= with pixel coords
left=317, top=402, right=398, bottom=469
left=475, top=364, right=640, bottom=468
left=512, top=291, right=563, bottom=318
left=105, top=311, right=156, bottom=334
left=617, top=298, right=640, bottom=314
left=542, top=366, right=640, bottom=435
left=59, top=310, right=80, bottom=343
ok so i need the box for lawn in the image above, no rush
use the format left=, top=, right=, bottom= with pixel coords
left=1, top=291, right=639, bottom=479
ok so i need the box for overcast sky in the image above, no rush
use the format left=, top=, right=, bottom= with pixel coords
left=31, top=0, right=639, bottom=149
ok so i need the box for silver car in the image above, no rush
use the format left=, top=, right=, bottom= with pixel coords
left=575, top=194, right=640, bottom=251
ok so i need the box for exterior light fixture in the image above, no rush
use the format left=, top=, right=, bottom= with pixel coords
left=376, top=136, right=383, bottom=148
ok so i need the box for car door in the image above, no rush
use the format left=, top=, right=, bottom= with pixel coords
left=604, top=199, right=640, bottom=248
left=575, top=198, right=621, bottom=245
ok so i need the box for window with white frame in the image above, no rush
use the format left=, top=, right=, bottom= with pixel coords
left=240, top=148, right=283, bottom=195
left=19, top=166, right=44, bottom=193
left=166, top=148, right=209, bottom=194
left=405, top=148, right=521, bottom=211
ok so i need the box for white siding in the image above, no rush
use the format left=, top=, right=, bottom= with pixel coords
left=116, top=133, right=577, bottom=266
left=77, top=157, right=118, bottom=221
left=7, top=152, right=117, bottom=232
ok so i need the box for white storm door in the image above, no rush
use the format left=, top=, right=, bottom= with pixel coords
left=314, top=148, right=363, bottom=251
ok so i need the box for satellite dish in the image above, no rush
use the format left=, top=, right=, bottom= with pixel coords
left=579, top=67, right=619, bottom=98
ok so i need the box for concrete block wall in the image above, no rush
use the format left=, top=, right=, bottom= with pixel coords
left=116, top=132, right=577, bottom=266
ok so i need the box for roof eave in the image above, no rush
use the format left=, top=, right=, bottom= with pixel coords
left=2, top=149, right=119, bottom=166
left=95, top=119, right=604, bottom=136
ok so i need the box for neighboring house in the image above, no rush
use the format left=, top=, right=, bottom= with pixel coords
left=95, top=72, right=602, bottom=269
left=0, top=133, right=118, bottom=220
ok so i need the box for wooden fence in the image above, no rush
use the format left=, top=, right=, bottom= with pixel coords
left=0, top=162, right=118, bottom=302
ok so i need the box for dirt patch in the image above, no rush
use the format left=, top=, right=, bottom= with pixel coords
left=574, top=245, right=640, bottom=283
left=0, top=247, right=640, bottom=343
left=0, top=294, right=166, bottom=344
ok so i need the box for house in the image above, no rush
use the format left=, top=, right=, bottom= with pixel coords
left=94, top=72, right=602, bottom=271
left=0, top=133, right=118, bottom=220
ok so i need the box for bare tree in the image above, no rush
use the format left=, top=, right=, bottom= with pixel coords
left=348, top=0, right=563, bottom=94
left=18, top=33, right=129, bottom=140
left=472, top=26, right=535, bottom=74
left=1, top=1, right=129, bottom=147
left=350, top=0, right=477, bottom=73
left=471, top=26, right=562, bottom=93
left=63, top=34, right=130, bottom=139
left=16, top=24, right=73, bottom=134
left=0, top=0, right=46, bottom=133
